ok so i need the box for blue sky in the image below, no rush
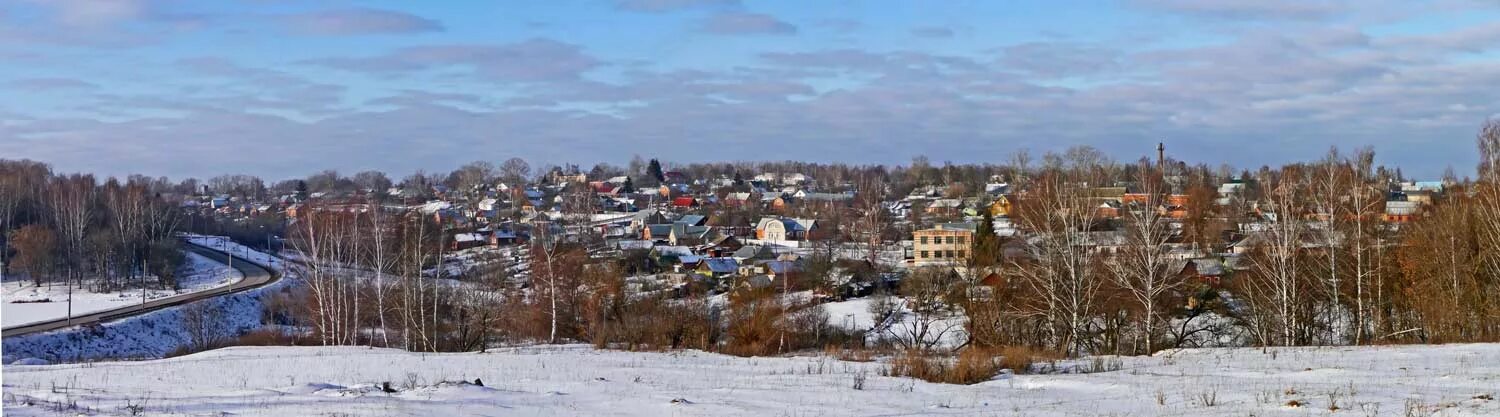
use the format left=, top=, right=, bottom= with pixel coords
left=2, top=0, right=1499, bottom=180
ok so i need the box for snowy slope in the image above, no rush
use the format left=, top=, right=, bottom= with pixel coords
left=2, top=238, right=288, bottom=363
left=4, top=343, right=1496, bottom=416
left=2, top=252, right=244, bottom=328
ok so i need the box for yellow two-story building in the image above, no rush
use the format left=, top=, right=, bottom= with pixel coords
left=911, top=223, right=975, bottom=266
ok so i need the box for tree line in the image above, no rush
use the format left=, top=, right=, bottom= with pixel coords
left=0, top=160, right=186, bottom=292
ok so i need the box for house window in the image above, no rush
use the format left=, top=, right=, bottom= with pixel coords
left=919, top=236, right=928, bottom=244
left=957, top=250, right=966, bottom=258
left=934, top=251, right=944, bottom=258
left=945, top=250, right=955, bottom=258
left=945, top=236, right=954, bottom=244
left=920, top=251, right=929, bottom=259
left=957, top=236, right=966, bottom=244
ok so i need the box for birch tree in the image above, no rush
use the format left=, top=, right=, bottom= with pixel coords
left=1105, top=162, right=1183, bottom=354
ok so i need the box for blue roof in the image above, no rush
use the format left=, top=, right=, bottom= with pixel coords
left=765, top=260, right=801, bottom=274
left=701, top=257, right=739, bottom=273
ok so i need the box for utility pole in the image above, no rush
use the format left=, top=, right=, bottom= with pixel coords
left=1156, top=142, right=1165, bottom=168
left=223, top=236, right=233, bottom=279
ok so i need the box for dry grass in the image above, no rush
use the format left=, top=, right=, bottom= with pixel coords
left=996, top=345, right=1060, bottom=374
left=884, top=348, right=1006, bottom=385
left=824, top=345, right=875, bottom=362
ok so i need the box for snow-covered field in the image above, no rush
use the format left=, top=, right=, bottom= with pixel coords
left=4, top=343, right=1494, bottom=416
left=2, top=252, right=243, bottom=328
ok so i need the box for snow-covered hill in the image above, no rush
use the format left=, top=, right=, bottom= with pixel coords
left=4, top=343, right=1496, bottom=416
left=3, top=251, right=243, bottom=328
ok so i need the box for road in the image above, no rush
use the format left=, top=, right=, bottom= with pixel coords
left=1, top=240, right=280, bottom=338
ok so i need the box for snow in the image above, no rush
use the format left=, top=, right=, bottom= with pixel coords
left=2, top=252, right=243, bottom=328
left=1, top=277, right=286, bottom=363
left=2, top=235, right=289, bottom=363
left=4, top=343, right=1497, bottom=416
left=183, top=234, right=281, bottom=269
left=823, top=297, right=969, bottom=349
left=823, top=298, right=881, bottom=331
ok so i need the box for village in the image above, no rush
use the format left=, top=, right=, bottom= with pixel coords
left=205, top=157, right=1431, bottom=278
left=157, top=145, right=1462, bottom=354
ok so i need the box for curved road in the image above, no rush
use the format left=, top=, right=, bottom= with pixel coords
left=1, top=240, right=280, bottom=338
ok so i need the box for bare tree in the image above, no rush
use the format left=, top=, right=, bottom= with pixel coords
left=499, top=157, right=531, bottom=188
left=1310, top=147, right=1349, bottom=342
left=1010, top=148, right=1111, bottom=355
left=851, top=171, right=889, bottom=268
left=1343, top=147, right=1383, bottom=344
left=884, top=266, right=963, bottom=351
left=1105, top=162, right=1184, bottom=354
left=1239, top=168, right=1313, bottom=346
left=50, top=174, right=96, bottom=323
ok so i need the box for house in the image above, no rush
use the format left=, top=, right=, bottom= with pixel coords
left=644, top=224, right=675, bottom=242
left=698, top=235, right=744, bottom=257
left=489, top=229, right=522, bottom=246
left=672, top=196, right=698, bottom=208
left=968, top=270, right=1008, bottom=300
left=926, top=199, right=963, bottom=216
left=911, top=223, right=975, bottom=266
left=886, top=200, right=912, bottom=218
left=615, top=239, right=654, bottom=251
left=734, top=259, right=803, bottom=290
left=1216, top=182, right=1247, bottom=206
left=987, top=195, right=1013, bottom=217
left=1384, top=200, right=1420, bottom=223
left=669, top=224, right=714, bottom=246
left=645, top=223, right=713, bottom=246
left=452, top=232, right=488, bottom=250
left=650, top=245, right=695, bottom=265
left=755, top=217, right=818, bottom=241
left=1095, top=200, right=1122, bottom=219
left=1401, top=181, right=1445, bottom=194
left=696, top=257, right=740, bottom=278
left=724, top=192, right=752, bottom=207
left=589, top=182, right=618, bottom=194
left=675, top=214, right=708, bottom=226
left=731, top=244, right=785, bottom=262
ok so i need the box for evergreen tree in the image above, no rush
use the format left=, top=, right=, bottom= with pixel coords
left=972, top=209, right=1001, bottom=267
left=622, top=176, right=636, bottom=193
left=648, top=159, right=665, bottom=183
left=295, top=180, right=309, bottom=200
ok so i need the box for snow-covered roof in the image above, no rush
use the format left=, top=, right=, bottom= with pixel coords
left=700, top=257, right=739, bottom=273
left=454, top=233, right=485, bottom=243
left=419, top=201, right=452, bottom=214
left=652, top=246, right=694, bottom=257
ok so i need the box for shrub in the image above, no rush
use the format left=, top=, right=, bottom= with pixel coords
left=884, top=348, right=1005, bottom=385
left=997, top=345, right=1061, bottom=374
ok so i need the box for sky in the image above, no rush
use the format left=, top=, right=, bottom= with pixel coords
left=2, top=0, right=1499, bottom=180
